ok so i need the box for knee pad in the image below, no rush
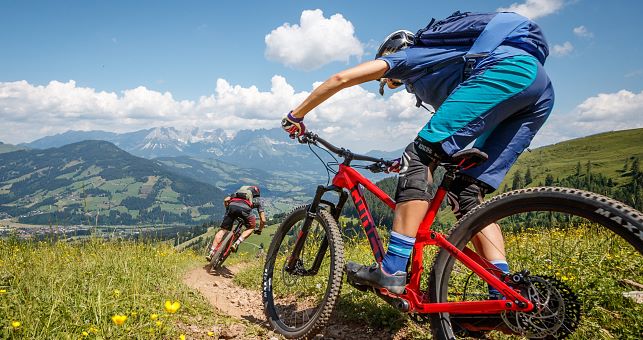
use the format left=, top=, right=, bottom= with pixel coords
left=394, top=142, right=440, bottom=203
left=447, top=176, right=491, bottom=219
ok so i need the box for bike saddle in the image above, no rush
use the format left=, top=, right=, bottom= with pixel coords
left=447, top=148, right=489, bottom=169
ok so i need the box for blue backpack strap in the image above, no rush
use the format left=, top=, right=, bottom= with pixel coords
left=467, top=12, right=529, bottom=55
left=462, top=12, right=529, bottom=79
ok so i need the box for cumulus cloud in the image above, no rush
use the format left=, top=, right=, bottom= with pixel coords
left=264, top=9, right=364, bottom=71
left=0, top=78, right=427, bottom=152
left=531, top=90, right=643, bottom=146
left=573, top=25, right=593, bottom=38
left=498, top=0, right=564, bottom=19
left=551, top=41, right=574, bottom=56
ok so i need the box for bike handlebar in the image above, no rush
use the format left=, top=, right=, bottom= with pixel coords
left=298, top=131, right=395, bottom=172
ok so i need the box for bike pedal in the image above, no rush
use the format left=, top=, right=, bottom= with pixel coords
left=375, top=289, right=410, bottom=312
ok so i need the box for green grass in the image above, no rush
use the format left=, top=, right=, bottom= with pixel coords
left=0, top=237, right=236, bottom=339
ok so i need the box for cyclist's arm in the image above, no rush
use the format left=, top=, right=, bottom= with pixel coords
left=290, top=60, right=389, bottom=119
left=254, top=198, right=267, bottom=228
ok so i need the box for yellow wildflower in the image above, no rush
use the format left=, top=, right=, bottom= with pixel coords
left=207, top=331, right=215, bottom=337
left=11, top=321, right=21, bottom=329
left=0, top=289, right=6, bottom=294
left=164, top=300, right=181, bottom=314
left=113, top=289, right=121, bottom=297
left=82, top=331, right=89, bottom=337
left=89, top=326, right=99, bottom=334
left=150, top=313, right=159, bottom=320
left=179, top=335, right=186, bottom=340
left=111, top=314, right=128, bottom=326
left=156, top=320, right=163, bottom=327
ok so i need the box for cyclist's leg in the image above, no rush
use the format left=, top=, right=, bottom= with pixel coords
left=462, top=81, right=554, bottom=265
left=232, top=208, right=256, bottom=250
left=347, top=139, right=443, bottom=294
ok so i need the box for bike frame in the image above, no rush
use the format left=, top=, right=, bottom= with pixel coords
left=289, top=162, right=534, bottom=315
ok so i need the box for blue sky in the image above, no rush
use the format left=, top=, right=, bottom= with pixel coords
left=1, top=0, right=642, bottom=151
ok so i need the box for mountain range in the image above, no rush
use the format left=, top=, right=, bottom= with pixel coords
left=23, top=127, right=337, bottom=172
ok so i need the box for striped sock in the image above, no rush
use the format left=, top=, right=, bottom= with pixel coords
left=381, top=231, right=416, bottom=275
left=488, top=260, right=509, bottom=297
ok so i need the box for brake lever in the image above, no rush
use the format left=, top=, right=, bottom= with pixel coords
left=366, top=161, right=386, bottom=173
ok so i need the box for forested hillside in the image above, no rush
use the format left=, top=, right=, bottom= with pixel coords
left=0, top=141, right=226, bottom=225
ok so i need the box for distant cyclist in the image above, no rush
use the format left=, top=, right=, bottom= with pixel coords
left=206, top=185, right=266, bottom=261
left=282, top=11, right=554, bottom=295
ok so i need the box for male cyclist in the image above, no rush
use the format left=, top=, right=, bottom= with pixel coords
left=206, top=185, right=266, bottom=261
left=281, top=12, right=554, bottom=295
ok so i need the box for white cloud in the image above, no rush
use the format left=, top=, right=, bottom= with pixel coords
left=4, top=80, right=640, bottom=153
left=573, top=25, right=593, bottom=38
left=0, top=78, right=427, bottom=152
left=498, top=0, right=564, bottom=19
left=264, top=9, right=364, bottom=71
left=551, top=41, right=574, bottom=56
left=531, top=90, right=643, bottom=146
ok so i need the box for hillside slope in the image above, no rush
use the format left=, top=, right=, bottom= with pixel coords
left=0, top=141, right=226, bottom=224
left=500, top=128, right=643, bottom=189
left=0, top=141, right=26, bottom=154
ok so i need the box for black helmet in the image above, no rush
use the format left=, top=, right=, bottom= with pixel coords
left=375, top=30, right=415, bottom=59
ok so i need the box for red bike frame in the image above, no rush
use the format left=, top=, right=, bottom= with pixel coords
left=332, top=163, right=534, bottom=314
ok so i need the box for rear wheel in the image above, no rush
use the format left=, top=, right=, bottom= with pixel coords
left=429, top=187, right=643, bottom=339
left=262, top=205, right=344, bottom=339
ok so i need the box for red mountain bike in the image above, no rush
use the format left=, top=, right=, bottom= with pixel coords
left=262, top=132, right=643, bottom=339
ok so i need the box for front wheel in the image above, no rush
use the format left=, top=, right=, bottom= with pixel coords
left=210, top=230, right=234, bottom=270
left=262, top=205, right=344, bottom=339
left=429, top=187, right=643, bottom=339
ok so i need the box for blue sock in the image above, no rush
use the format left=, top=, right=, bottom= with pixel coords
left=381, top=231, right=415, bottom=275
left=488, top=260, right=509, bottom=297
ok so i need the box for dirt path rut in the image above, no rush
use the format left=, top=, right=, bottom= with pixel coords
left=183, top=264, right=266, bottom=324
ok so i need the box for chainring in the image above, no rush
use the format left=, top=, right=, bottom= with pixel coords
left=501, top=275, right=581, bottom=339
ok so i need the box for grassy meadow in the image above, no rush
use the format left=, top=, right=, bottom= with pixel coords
left=0, top=237, right=236, bottom=339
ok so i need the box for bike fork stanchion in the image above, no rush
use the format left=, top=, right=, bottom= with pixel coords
left=286, top=185, right=328, bottom=271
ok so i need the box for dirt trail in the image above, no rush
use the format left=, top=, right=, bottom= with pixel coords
left=183, top=264, right=405, bottom=339
left=183, top=264, right=265, bottom=324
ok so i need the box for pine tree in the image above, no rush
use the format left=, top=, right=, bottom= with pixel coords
left=512, top=170, right=524, bottom=190
left=524, top=168, right=533, bottom=186
left=545, top=174, right=554, bottom=186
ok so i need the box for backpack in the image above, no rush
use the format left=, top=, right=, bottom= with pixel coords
left=408, top=11, right=549, bottom=111
left=233, top=186, right=255, bottom=206
left=415, top=11, right=549, bottom=64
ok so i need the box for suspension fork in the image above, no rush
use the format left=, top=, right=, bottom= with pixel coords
left=285, top=185, right=343, bottom=273
left=305, top=189, right=349, bottom=275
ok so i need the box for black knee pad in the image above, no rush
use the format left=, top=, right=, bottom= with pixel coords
left=447, top=175, right=491, bottom=219
left=394, top=141, right=442, bottom=203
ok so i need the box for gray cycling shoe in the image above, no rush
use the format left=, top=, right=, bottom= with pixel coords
left=345, top=261, right=407, bottom=295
